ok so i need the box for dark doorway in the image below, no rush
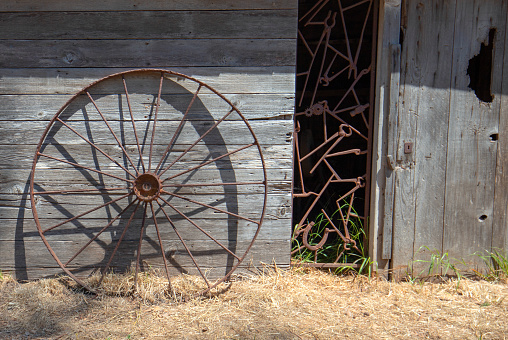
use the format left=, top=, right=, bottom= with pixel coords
left=292, top=0, right=378, bottom=267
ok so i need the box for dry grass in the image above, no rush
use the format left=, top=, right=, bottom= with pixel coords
left=1, top=267, right=507, bottom=340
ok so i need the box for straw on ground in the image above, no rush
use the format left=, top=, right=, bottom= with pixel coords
left=0, top=267, right=507, bottom=339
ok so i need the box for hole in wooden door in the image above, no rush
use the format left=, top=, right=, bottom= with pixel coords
left=467, top=28, right=496, bottom=103
left=489, top=133, right=499, bottom=141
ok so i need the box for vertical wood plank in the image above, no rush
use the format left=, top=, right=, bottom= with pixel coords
left=443, top=0, right=507, bottom=266
left=381, top=43, right=401, bottom=260
left=389, top=0, right=420, bottom=278
left=369, top=0, right=401, bottom=273
left=411, top=0, right=456, bottom=269
left=492, top=8, right=508, bottom=253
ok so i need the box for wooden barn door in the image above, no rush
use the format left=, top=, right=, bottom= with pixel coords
left=292, top=0, right=378, bottom=268
left=382, top=0, right=508, bottom=276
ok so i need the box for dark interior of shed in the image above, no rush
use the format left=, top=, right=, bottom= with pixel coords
left=292, top=0, right=376, bottom=263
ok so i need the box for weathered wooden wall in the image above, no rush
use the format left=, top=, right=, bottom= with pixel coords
left=0, top=1, right=297, bottom=279
left=372, top=0, right=508, bottom=275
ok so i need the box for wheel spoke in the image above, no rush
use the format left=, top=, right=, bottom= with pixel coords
left=155, top=84, right=202, bottom=175
left=148, top=73, right=164, bottom=172
left=38, top=152, right=134, bottom=184
left=149, top=202, right=175, bottom=292
left=158, top=107, right=235, bottom=177
left=34, top=187, right=129, bottom=195
left=161, top=190, right=260, bottom=225
left=86, top=92, right=140, bottom=176
left=63, top=198, right=139, bottom=267
left=158, top=196, right=241, bottom=261
left=42, top=192, right=133, bottom=234
left=163, top=181, right=265, bottom=188
left=161, top=143, right=256, bottom=183
left=55, top=117, right=137, bottom=178
left=155, top=200, right=211, bottom=288
left=122, top=76, right=146, bottom=173
left=134, top=202, right=148, bottom=285
left=100, top=200, right=142, bottom=284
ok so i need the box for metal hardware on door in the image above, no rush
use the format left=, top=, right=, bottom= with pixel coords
left=404, top=142, right=413, bottom=154
left=387, top=155, right=396, bottom=170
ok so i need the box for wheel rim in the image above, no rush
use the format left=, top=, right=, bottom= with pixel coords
left=30, top=69, right=268, bottom=295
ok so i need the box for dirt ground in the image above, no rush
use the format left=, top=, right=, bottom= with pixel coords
left=0, top=267, right=507, bottom=340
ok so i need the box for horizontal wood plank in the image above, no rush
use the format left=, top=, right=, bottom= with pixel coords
left=0, top=0, right=297, bottom=12
left=0, top=192, right=293, bottom=220
left=0, top=239, right=287, bottom=268
left=0, top=216, right=291, bottom=242
left=0, top=143, right=292, bottom=168
left=0, top=93, right=295, bottom=121
left=32, top=193, right=284, bottom=219
left=0, top=67, right=296, bottom=95
left=0, top=239, right=291, bottom=281
left=0, top=10, right=297, bottom=40
left=2, top=169, right=292, bottom=195
left=0, top=120, right=293, bottom=145
left=0, top=39, right=296, bottom=68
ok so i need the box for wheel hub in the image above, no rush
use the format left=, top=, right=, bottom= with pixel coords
left=133, top=173, right=161, bottom=202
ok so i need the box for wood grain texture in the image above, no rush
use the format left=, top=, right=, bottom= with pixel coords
left=0, top=1, right=297, bottom=279
left=0, top=0, right=297, bottom=12
left=381, top=43, right=400, bottom=260
left=0, top=143, right=292, bottom=168
left=410, top=0, right=456, bottom=270
left=369, top=0, right=401, bottom=272
left=2, top=170, right=292, bottom=196
left=0, top=39, right=296, bottom=68
left=442, top=0, right=506, bottom=265
left=19, top=192, right=287, bottom=216
left=492, top=9, right=508, bottom=252
left=388, top=0, right=508, bottom=276
left=0, top=10, right=297, bottom=40
left=389, top=0, right=418, bottom=278
left=0, top=239, right=291, bottom=280
left=0, top=192, right=292, bottom=221
left=0, top=216, right=291, bottom=242
left=0, top=120, right=293, bottom=145
left=0, top=94, right=295, bottom=121
left=0, top=67, right=296, bottom=95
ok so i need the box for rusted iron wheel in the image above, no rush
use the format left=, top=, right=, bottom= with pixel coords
left=30, top=69, right=267, bottom=295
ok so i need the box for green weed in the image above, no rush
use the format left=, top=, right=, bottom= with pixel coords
left=475, top=249, right=508, bottom=281
left=291, top=197, right=368, bottom=271
left=406, top=247, right=508, bottom=287
left=334, top=256, right=377, bottom=279
left=415, top=247, right=465, bottom=278
left=406, top=247, right=467, bottom=288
